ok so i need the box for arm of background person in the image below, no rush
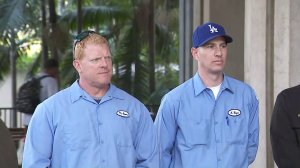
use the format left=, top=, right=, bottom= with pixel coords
left=45, top=77, right=59, bottom=97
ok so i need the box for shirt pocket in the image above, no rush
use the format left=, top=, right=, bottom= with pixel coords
left=116, top=136, right=136, bottom=167
left=185, top=119, right=210, bottom=145
left=225, top=116, right=247, bottom=144
left=63, top=126, right=91, bottom=150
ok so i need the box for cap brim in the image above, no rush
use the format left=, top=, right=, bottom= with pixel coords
left=198, top=35, right=233, bottom=47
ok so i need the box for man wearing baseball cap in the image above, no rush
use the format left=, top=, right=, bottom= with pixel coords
left=154, top=22, right=259, bottom=168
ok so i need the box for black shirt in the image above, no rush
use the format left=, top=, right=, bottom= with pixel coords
left=270, top=84, right=300, bottom=168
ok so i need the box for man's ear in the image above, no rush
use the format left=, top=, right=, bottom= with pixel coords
left=73, top=59, right=81, bottom=73
left=191, top=47, right=198, bottom=60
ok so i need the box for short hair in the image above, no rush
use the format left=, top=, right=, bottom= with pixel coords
left=73, top=32, right=109, bottom=60
left=44, top=58, right=58, bottom=69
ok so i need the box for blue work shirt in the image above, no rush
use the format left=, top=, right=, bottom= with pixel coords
left=154, top=73, right=259, bottom=168
left=22, top=81, right=158, bottom=168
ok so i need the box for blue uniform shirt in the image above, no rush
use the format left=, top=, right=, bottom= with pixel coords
left=154, top=73, right=259, bottom=168
left=22, top=81, right=158, bottom=168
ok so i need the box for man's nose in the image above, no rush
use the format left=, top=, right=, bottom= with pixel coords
left=214, top=47, right=222, bottom=56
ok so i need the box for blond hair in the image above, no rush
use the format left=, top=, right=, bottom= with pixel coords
left=73, top=33, right=109, bottom=60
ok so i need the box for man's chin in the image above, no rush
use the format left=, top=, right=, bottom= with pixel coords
left=98, top=80, right=111, bottom=87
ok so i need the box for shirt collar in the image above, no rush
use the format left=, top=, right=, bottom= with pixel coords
left=221, top=74, right=234, bottom=94
left=69, top=80, right=124, bottom=103
left=193, top=73, right=207, bottom=96
left=192, top=73, right=234, bottom=96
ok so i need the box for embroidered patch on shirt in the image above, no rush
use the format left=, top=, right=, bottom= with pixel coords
left=116, top=110, right=129, bottom=118
left=228, top=109, right=241, bottom=116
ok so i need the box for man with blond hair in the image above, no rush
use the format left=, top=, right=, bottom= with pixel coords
left=23, top=31, right=158, bottom=168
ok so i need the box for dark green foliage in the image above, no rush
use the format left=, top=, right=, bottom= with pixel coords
left=0, top=0, right=179, bottom=106
left=112, top=20, right=150, bottom=101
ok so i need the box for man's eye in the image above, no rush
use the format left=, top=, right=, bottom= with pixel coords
left=91, top=58, right=100, bottom=62
left=90, top=57, right=112, bottom=63
left=104, top=56, right=112, bottom=61
left=206, top=45, right=214, bottom=48
left=221, top=44, right=227, bottom=48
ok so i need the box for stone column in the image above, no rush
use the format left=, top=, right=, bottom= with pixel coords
left=289, top=0, right=300, bottom=86
left=244, top=0, right=267, bottom=167
left=274, top=0, right=300, bottom=95
left=179, top=0, right=194, bottom=83
left=274, top=0, right=290, bottom=96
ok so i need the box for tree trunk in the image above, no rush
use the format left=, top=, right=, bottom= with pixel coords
left=148, top=0, right=155, bottom=93
left=9, top=32, right=17, bottom=127
left=77, top=0, right=82, bottom=34
left=41, top=0, right=48, bottom=65
left=48, top=0, right=59, bottom=60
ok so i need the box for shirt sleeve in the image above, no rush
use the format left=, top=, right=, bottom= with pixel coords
left=154, top=95, right=178, bottom=168
left=135, top=105, right=159, bottom=168
left=22, top=104, right=54, bottom=167
left=247, top=90, right=259, bottom=165
left=270, top=92, right=300, bottom=167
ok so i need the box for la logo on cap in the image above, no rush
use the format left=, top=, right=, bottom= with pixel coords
left=192, top=22, right=233, bottom=48
left=208, top=24, right=218, bottom=33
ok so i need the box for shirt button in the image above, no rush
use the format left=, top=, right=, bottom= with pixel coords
left=101, top=160, right=105, bottom=163
left=214, top=121, right=218, bottom=125
left=218, top=158, right=221, bottom=161
left=216, top=139, right=220, bottom=143
left=101, top=140, right=104, bottom=144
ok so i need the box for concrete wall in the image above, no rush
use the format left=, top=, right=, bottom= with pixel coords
left=0, top=73, right=26, bottom=127
left=210, top=0, right=245, bottom=81
left=0, top=73, right=26, bottom=107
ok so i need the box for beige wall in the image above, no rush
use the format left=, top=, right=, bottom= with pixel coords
left=0, top=73, right=26, bottom=127
left=210, top=0, right=245, bottom=81
left=191, top=0, right=245, bottom=81
left=0, top=73, right=26, bottom=107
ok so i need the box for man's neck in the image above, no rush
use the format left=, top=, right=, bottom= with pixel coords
left=78, top=80, right=109, bottom=98
left=198, top=71, right=223, bottom=88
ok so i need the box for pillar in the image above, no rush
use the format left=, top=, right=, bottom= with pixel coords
left=245, top=0, right=267, bottom=167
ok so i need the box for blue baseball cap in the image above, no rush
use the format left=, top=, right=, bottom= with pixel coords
left=192, top=22, right=233, bottom=48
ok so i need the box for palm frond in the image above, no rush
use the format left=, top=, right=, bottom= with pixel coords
left=155, top=23, right=178, bottom=64
left=59, top=6, right=130, bottom=30
left=113, top=21, right=149, bottom=102
left=0, top=0, right=27, bottom=33
left=0, top=46, right=10, bottom=81
left=59, top=48, right=78, bottom=88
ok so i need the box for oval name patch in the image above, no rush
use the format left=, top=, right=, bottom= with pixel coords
left=117, top=110, right=129, bottom=118
left=228, top=109, right=241, bottom=116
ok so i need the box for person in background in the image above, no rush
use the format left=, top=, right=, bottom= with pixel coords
left=22, top=58, right=59, bottom=127
left=18, top=58, right=59, bottom=165
left=270, top=85, right=300, bottom=168
left=22, top=31, right=158, bottom=168
left=154, top=22, right=259, bottom=168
